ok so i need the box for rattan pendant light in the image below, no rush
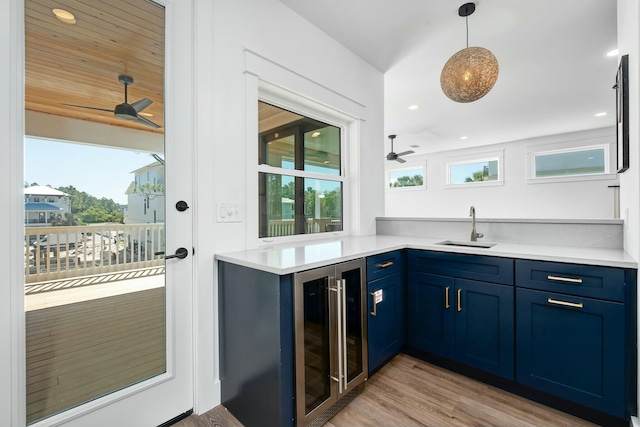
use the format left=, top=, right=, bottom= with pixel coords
left=440, top=2, right=498, bottom=103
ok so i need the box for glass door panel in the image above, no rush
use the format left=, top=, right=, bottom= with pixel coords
left=302, top=276, right=331, bottom=414
left=21, top=0, right=195, bottom=424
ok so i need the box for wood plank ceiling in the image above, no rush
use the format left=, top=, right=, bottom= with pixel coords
left=25, top=0, right=165, bottom=134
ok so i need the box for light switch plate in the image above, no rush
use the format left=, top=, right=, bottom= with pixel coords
left=217, top=203, right=242, bottom=222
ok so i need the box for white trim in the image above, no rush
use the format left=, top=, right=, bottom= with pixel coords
left=4, top=0, right=26, bottom=425
left=386, top=163, right=427, bottom=191
left=245, top=50, right=365, bottom=248
left=444, top=150, right=504, bottom=188
left=526, top=136, right=617, bottom=184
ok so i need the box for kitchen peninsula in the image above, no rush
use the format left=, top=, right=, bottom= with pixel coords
left=217, top=226, right=637, bottom=427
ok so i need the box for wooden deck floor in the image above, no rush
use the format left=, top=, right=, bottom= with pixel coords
left=178, top=354, right=598, bottom=427
left=25, top=271, right=165, bottom=424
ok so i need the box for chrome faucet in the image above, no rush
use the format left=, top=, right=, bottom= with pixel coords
left=469, top=206, right=484, bottom=241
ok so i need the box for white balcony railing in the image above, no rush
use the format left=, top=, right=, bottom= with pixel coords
left=267, top=218, right=342, bottom=237
left=25, top=224, right=165, bottom=284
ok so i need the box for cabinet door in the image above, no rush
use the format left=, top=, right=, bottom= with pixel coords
left=516, top=288, right=625, bottom=418
left=454, top=279, right=514, bottom=379
left=407, top=272, right=454, bottom=358
left=367, top=273, right=405, bottom=374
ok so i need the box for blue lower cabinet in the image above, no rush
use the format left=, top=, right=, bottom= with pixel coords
left=516, top=288, right=626, bottom=418
left=454, top=279, right=514, bottom=379
left=367, top=273, right=405, bottom=374
left=408, top=273, right=514, bottom=380
left=407, top=272, right=454, bottom=359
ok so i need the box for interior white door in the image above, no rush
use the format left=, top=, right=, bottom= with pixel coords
left=21, top=0, right=195, bottom=426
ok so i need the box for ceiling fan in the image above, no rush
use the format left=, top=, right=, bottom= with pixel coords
left=386, top=134, right=414, bottom=163
left=62, top=75, right=160, bottom=129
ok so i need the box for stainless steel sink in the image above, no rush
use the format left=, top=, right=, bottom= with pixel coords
left=436, top=240, right=497, bottom=249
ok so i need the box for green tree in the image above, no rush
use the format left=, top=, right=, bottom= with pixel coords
left=465, top=170, right=486, bottom=182
left=392, top=175, right=423, bottom=187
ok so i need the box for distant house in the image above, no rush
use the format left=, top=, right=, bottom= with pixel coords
left=125, top=161, right=165, bottom=224
left=24, top=185, right=71, bottom=226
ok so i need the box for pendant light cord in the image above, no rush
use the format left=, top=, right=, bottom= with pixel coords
left=465, top=16, right=469, bottom=48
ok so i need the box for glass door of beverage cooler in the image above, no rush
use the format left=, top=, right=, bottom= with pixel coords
left=336, top=260, right=367, bottom=394
left=294, top=259, right=367, bottom=427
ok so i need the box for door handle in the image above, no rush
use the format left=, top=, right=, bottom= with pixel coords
left=164, top=247, right=189, bottom=260
left=370, top=292, right=378, bottom=316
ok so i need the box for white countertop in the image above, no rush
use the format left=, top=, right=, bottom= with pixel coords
left=215, top=234, right=638, bottom=275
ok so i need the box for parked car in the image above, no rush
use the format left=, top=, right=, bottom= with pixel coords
left=31, top=233, right=83, bottom=253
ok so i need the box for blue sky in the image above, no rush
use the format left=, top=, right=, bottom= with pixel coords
left=25, top=138, right=159, bottom=205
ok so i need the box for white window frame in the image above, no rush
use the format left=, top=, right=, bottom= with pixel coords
left=386, top=163, right=426, bottom=191
left=252, top=86, right=352, bottom=246
left=444, top=150, right=504, bottom=188
left=526, top=140, right=617, bottom=184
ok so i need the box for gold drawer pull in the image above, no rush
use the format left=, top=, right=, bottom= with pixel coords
left=445, top=286, right=450, bottom=309
left=457, top=289, right=462, bottom=312
left=547, top=275, right=583, bottom=284
left=547, top=298, right=583, bottom=309
left=377, top=261, right=394, bottom=268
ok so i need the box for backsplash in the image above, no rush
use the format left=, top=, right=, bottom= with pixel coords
left=376, top=217, right=624, bottom=249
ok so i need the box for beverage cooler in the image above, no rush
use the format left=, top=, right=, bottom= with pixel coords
left=293, top=259, right=368, bottom=427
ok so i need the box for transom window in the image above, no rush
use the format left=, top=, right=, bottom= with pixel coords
left=445, top=151, right=504, bottom=187
left=258, top=101, right=343, bottom=238
left=533, top=146, right=607, bottom=178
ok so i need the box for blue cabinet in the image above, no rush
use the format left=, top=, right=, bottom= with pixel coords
left=515, top=260, right=635, bottom=419
left=407, top=251, right=515, bottom=380
left=366, top=251, right=405, bottom=374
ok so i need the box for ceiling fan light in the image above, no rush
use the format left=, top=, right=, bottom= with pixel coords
left=52, top=9, right=76, bottom=24
left=441, top=47, right=498, bottom=103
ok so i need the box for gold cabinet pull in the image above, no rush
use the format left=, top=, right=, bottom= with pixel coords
left=547, top=275, right=583, bottom=284
left=377, top=261, right=394, bottom=268
left=457, top=289, right=462, bottom=312
left=547, top=298, right=583, bottom=309
left=370, top=292, right=377, bottom=316
left=445, top=286, right=450, bottom=309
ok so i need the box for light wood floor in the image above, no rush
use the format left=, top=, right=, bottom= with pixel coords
left=177, top=354, right=599, bottom=427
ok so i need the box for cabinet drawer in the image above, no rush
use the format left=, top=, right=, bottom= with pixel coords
left=515, top=260, right=625, bottom=302
left=367, top=251, right=404, bottom=281
left=407, top=250, right=514, bottom=285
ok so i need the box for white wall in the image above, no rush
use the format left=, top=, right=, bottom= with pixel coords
left=617, top=0, right=640, bottom=421
left=193, top=0, right=384, bottom=413
left=385, top=128, right=619, bottom=219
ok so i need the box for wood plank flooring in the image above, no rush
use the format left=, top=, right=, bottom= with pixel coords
left=25, top=274, right=165, bottom=424
left=177, top=354, right=598, bottom=427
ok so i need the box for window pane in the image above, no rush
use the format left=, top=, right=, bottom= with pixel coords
left=304, top=126, right=340, bottom=176
left=263, top=133, right=296, bottom=170
left=535, top=148, right=605, bottom=178
left=260, top=173, right=296, bottom=238
left=449, top=160, right=499, bottom=184
left=388, top=168, right=424, bottom=188
left=304, top=178, right=342, bottom=233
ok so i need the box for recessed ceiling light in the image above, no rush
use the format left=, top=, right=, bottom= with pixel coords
left=52, top=8, right=76, bottom=24
left=595, top=112, right=607, bottom=117
left=409, top=144, right=420, bottom=148
left=311, top=132, right=321, bottom=137
left=606, top=49, right=619, bottom=57
left=408, top=105, right=419, bottom=110
left=460, top=136, right=468, bottom=140
left=139, top=112, right=154, bottom=117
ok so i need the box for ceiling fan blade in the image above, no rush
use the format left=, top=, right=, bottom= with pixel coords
left=134, top=114, right=161, bottom=129
left=395, top=157, right=407, bottom=163
left=396, top=150, right=415, bottom=157
left=62, top=103, right=113, bottom=113
left=130, top=98, right=153, bottom=113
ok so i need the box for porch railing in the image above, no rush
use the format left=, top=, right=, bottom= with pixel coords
left=267, top=218, right=342, bottom=237
left=25, top=224, right=165, bottom=284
